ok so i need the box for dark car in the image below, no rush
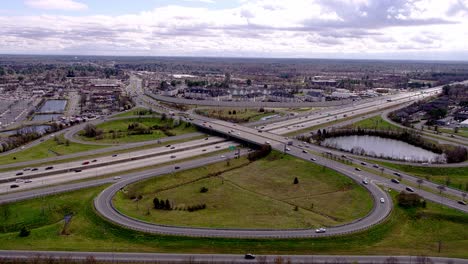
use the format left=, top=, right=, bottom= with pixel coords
left=91, top=159, right=98, bottom=163
left=355, top=168, right=361, bottom=171
left=166, top=145, right=171, bottom=147
left=45, top=166, right=54, bottom=170
left=31, top=168, right=38, bottom=171
left=74, top=169, right=82, bottom=173
left=406, top=187, right=415, bottom=192
left=10, top=184, right=19, bottom=189
left=360, top=162, right=367, bottom=165
left=15, top=172, right=24, bottom=176
left=82, top=161, right=90, bottom=165
left=391, top=179, right=400, bottom=184
left=244, top=254, right=256, bottom=260
left=112, top=154, right=118, bottom=157
left=394, top=172, right=401, bottom=177
left=458, top=200, right=467, bottom=205
left=175, top=166, right=180, bottom=170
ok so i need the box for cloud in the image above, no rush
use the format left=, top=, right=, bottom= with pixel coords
left=25, top=0, right=87, bottom=11
left=0, top=0, right=467, bottom=59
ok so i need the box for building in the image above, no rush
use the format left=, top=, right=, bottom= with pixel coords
left=460, top=119, right=468, bottom=128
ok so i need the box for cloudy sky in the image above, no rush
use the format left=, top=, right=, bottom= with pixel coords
left=1, top=0, right=467, bottom=60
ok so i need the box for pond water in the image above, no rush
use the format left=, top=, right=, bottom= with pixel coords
left=322, top=135, right=445, bottom=163
left=38, top=100, right=67, bottom=113
left=32, top=114, right=63, bottom=121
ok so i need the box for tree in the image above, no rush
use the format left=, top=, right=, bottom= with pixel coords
left=246, top=79, right=252, bottom=85
left=161, top=113, right=167, bottom=121
left=417, top=179, right=424, bottom=189
left=153, top=198, right=160, bottom=209
left=437, top=185, right=446, bottom=195
left=293, top=177, right=299, bottom=184
left=165, top=199, right=171, bottom=210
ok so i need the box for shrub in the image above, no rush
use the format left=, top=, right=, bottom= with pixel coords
left=19, top=227, right=30, bottom=237
left=200, top=187, right=209, bottom=193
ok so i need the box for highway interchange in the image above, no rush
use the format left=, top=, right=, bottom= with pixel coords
left=0, top=80, right=467, bottom=263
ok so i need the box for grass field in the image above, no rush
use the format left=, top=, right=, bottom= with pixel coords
left=441, top=128, right=468, bottom=138
left=370, top=160, right=468, bottom=191
left=195, top=108, right=279, bottom=123
left=345, top=116, right=403, bottom=131
left=78, top=117, right=197, bottom=144
left=0, top=136, right=105, bottom=166
left=113, top=152, right=372, bottom=229
left=0, top=185, right=467, bottom=258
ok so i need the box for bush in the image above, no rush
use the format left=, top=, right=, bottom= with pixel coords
left=397, top=191, right=425, bottom=208
left=19, top=227, right=30, bottom=237
left=200, top=187, right=209, bottom=193
left=293, top=177, right=299, bottom=184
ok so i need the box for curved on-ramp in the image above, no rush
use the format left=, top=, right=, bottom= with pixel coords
left=94, top=150, right=393, bottom=239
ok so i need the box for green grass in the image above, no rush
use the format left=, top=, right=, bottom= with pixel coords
left=0, top=136, right=106, bottom=166
left=441, top=128, right=468, bottom=138
left=78, top=117, right=197, bottom=144
left=195, top=108, right=279, bottom=123
left=113, top=152, right=373, bottom=229
left=113, top=107, right=154, bottom=118
left=369, top=160, right=468, bottom=192
left=0, top=186, right=467, bottom=258
left=345, top=116, right=403, bottom=131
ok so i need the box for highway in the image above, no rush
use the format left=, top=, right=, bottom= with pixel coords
left=0, top=250, right=467, bottom=264
left=0, top=138, right=233, bottom=193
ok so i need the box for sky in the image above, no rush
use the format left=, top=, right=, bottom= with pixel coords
left=0, top=0, right=468, bottom=60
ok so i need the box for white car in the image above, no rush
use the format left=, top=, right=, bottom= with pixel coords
left=113, top=176, right=122, bottom=180
left=221, top=155, right=226, bottom=158
left=380, top=198, right=385, bottom=203
left=265, top=141, right=271, bottom=145
left=315, top=227, right=326, bottom=233
left=285, top=147, right=291, bottom=151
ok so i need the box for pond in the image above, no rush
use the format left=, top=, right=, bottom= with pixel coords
left=322, top=135, right=445, bottom=163
left=38, top=100, right=67, bottom=113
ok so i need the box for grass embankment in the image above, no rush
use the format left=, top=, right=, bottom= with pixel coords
left=371, top=160, right=468, bottom=192
left=441, top=128, right=468, bottom=139
left=345, top=116, right=403, bottom=131
left=113, top=152, right=372, bottom=229
left=195, top=108, right=279, bottom=123
left=113, top=107, right=154, bottom=118
left=0, top=187, right=466, bottom=258
left=0, top=136, right=105, bottom=166
left=78, top=117, right=197, bottom=144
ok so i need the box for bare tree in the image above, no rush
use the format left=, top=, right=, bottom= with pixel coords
left=437, top=185, right=446, bottom=195
left=417, top=179, right=424, bottom=189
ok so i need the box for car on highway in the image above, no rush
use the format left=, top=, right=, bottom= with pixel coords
left=15, top=172, right=24, bottom=176
left=166, top=145, right=171, bottom=147
left=31, top=168, right=38, bottom=171
left=380, top=198, right=385, bottom=203
left=82, top=161, right=90, bottom=165
left=23, top=168, right=31, bottom=171
left=170, top=147, right=175, bottom=149
left=10, top=184, right=19, bottom=189
left=113, top=176, right=122, bottom=180
left=25, top=180, right=32, bottom=183
left=244, top=254, right=256, bottom=260
left=170, top=155, right=176, bottom=159
left=302, top=150, right=307, bottom=153
left=391, top=179, right=400, bottom=184
left=258, top=130, right=263, bottom=133
left=406, top=187, right=415, bottom=192
left=205, top=138, right=209, bottom=140
left=355, top=168, right=361, bottom=171
left=310, top=157, right=317, bottom=161
left=362, top=179, right=369, bottom=185
left=265, top=141, right=271, bottom=144
left=74, top=169, right=82, bottom=173
left=202, top=149, right=207, bottom=152
left=373, top=164, right=379, bottom=168
left=45, top=166, right=54, bottom=170
left=221, top=155, right=226, bottom=158
left=360, top=162, right=367, bottom=165
left=394, top=172, right=401, bottom=177
left=458, top=200, right=467, bottom=205
left=92, top=159, right=98, bottom=163
left=174, top=166, right=180, bottom=170
left=315, top=227, right=326, bottom=233
left=112, top=154, right=118, bottom=157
